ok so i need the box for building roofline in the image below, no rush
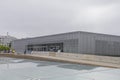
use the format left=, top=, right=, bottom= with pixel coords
left=15, top=31, right=120, bottom=41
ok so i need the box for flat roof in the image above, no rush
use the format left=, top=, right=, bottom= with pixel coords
left=15, top=31, right=120, bottom=41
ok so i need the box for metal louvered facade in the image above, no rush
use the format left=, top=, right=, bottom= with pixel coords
left=11, top=31, right=120, bottom=56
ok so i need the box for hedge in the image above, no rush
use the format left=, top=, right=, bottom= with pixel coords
left=0, top=45, right=10, bottom=51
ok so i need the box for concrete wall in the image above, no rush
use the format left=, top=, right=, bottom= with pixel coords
left=31, top=51, right=120, bottom=64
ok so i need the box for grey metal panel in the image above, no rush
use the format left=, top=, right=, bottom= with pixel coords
left=78, top=32, right=95, bottom=54
left=94, top=34, right=120, bottom=56
left=64, top=39, right=78, bottom=53
left=11, top=31, right=120, bottom=56
left=11, top=32, right=79, bottom=53
left=12, top=39, right=29, bottom=53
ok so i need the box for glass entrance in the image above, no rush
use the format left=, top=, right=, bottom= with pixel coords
left=27, top=43, right=63, bottom=52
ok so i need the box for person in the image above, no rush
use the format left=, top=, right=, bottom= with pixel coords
left=24, top=50, right=26, bottom=54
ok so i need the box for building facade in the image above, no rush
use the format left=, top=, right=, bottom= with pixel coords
left=11, top=31, right=120, bottom=56
left=0, top=35, right=17, bottom=46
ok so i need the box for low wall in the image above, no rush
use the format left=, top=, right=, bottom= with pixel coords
left=0, top=53, right=120, bottom=68
left=31, top=51, right=120, bottom=64
left=31, top=51, right=49, bottom=56
left=56, top=53, right=120, bottom=64
left=0, top=53, right=72, bottom=63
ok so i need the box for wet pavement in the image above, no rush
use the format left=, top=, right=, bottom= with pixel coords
left=0, top=57, right=120, bottom=80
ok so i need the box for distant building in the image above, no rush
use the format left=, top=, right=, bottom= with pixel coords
left=0, top=35, right=17, bottom=46
left=12, top=31, right=120, bottom=56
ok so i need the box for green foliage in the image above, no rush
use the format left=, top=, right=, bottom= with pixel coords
left=0, top=45, right=10, bottom=51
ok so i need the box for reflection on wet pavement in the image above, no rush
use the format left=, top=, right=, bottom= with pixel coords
left=0, top=57, right=120, bottom=80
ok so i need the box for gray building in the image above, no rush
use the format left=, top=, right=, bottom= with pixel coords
left=0, top=35, right=17, bottom=46
left=11, top=31, right=120, bottom=56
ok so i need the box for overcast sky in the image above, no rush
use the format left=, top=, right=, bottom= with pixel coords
left=0, top=0, right=120, bottom=38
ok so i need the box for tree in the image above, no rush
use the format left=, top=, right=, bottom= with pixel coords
left=0, top=45, right=10, bottom=53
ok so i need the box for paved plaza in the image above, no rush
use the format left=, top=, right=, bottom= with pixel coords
left=0, top=57, right=120, bottom=80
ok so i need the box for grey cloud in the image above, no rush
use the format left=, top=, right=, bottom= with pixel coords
left=0, top=0, right=120, bottom=38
